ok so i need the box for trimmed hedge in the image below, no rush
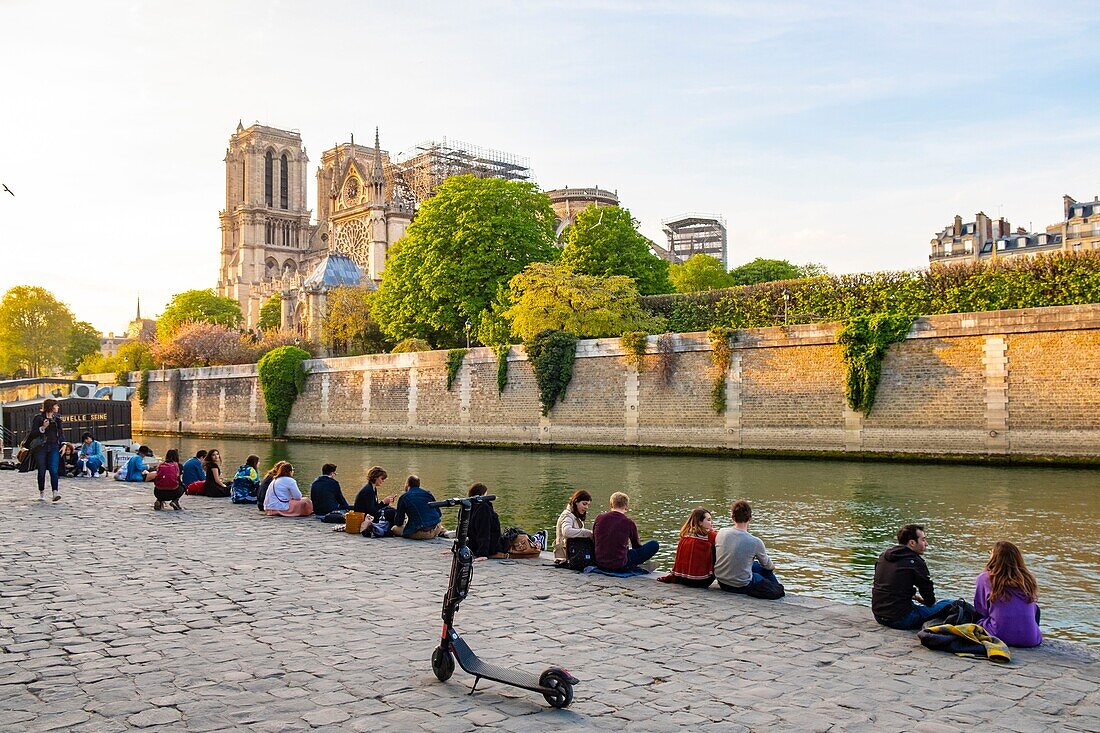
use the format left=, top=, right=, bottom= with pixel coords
left=257, top=346, right=311, bottom=437
left=641, top=252, right=1100, bottom=332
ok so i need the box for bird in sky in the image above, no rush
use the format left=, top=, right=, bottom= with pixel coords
left=2, top=184, right=13, bottom=196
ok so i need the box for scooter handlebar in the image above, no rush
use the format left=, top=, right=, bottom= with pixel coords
left=428, top=495, right=496, bottom=508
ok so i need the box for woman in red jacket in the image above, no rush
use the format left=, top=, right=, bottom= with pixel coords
left=658, top=507, right=717, bottom=588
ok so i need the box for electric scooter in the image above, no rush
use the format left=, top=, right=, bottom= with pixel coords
left=428, top=495, right=579, bottom=709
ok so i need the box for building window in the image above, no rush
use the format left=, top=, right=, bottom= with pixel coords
left=280, top=153, right=289, bottom=209
left=997, top=240, right=1005, bottom=251
left=963, top=239, right=972, bottom=252
left=264, top=150, right=273, bottom=207
left=944, top=242, right=953, bottom=255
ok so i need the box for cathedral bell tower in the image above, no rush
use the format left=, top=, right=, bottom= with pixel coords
left=218, top=122, right=314, bottom=328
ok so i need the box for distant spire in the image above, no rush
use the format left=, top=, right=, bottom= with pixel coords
left=350, top=131, right=354, bottom=146
left=236, top=119, right=244, bottom=132
left=371, top=127, right=385, bottom=202
left=136, top=295, right=141, bottom=321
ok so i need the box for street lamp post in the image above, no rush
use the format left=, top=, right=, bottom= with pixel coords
left=464, top=320, right=471, bottom=349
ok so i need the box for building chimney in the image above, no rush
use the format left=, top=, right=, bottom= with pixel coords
left=1064, top=194, right=1076, bottom=220
left=953, top=214, right=962, bottom=235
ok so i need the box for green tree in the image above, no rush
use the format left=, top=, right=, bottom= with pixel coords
left=668, top=254, right=736, bottom=293
left=64, top=320, right=102, bottom=372
left=156, top=289, right=243, bottom=339
left=373, top=175, right=556, bottom=346
left=728, top=258, right=803, bottom=286
left=503, top=263, right=661, bottom=342
left=75, top=352, right=119, bottom=377
left=559, top=205, right=673, bottom=295
left=321, top=287, right=390, bottom=355
left=257, top=294, right=282, bottom=332
left=0, top=286, right=75, bottom=377
left=799, top=262, right=829, bottom=278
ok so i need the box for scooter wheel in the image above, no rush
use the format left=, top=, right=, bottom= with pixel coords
left=540, top=671, right=574, bottom=709
left=432, top=646, right=454, bottom=682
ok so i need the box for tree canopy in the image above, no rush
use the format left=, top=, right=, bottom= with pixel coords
left=0, top=286, right=76, bottom=377
left=559, top=205, right=672, bottom=295
left=321, top=287, right=390, bottom=355
left=668, top=254, right=736, bottom=293
left=64, top=320, right=103, bottom=372
left=156, top=289, right=243, bottom=339
left=502, top=263, right=661, bottom=342
left=728, top=258, right=804, bottom=286
left=257, top=294, right=282, bottom=332
left=373, top=175, right=557, bottom=347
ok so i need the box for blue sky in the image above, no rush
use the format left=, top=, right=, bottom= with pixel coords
left=1, top=0, right=1098, bottom=332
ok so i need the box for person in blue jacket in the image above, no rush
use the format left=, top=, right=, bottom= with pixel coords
left=390, top=475, right=448, bottom=539
left=181, top=450, right=207, bottom=486
left=78, top=433, right=107, bottom=477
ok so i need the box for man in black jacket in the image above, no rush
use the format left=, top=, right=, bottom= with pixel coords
left=309, top=464, right=351, bottom=522
left=872, top=524, right=953, bottom=630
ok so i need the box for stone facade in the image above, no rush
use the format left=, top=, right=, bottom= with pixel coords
left=130, top=304, right=1100, bottom=462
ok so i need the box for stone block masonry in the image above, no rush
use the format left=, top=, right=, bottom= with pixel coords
left=130, top=304, right=1100, bottom=462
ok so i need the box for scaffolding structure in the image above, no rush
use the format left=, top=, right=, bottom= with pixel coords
left=395, top=137, right=533, bottom=205
left=661, top=213, right=729, bottom=268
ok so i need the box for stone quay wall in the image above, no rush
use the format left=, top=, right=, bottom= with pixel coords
left=127, top=304, right=1100, bottom=462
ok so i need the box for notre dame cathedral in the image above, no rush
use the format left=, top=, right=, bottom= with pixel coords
left=216, top=121, right=622, bottom=347
left=216, top=122, right=419, bottom=341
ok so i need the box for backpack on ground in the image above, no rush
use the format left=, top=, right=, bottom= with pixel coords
left=230, top=465, right=258, bottom=504
left=565, top=537, right=596, bottom=571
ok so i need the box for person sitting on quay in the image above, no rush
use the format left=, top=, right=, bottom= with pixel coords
left=263, top=462, right=314, bottom=517
left=659, top=507, right=717, bottom=588
left=592, top=492, right=660, bottom=573
left=974, top=541, right=1043, bottom=647
left=466, top=483, right=507, bottom=559
left=353, top=465, right=397, bottom=525
left=553, top=490, right=594, bottom=565
left=122, top=446, right=159, bottom=483
left=182, top=449, right=207, bottom=486
left=390, top=475, right=448, bottom=540
left=152, top=448, right=185, bottom=511
left=230, top=454, right=261, bottom=504
left=77, top=433, right=106, bottom=477
left=256, top=461, right=287, bottom=512
left=872, top=523, right=952, bottom=630
left=59, top=443, right=80, bottom=478
left=714, top=500, right=784, bottom=598
left=199, top=449, right=230, bottom=497
left=311, top=463, right=352, bottom=522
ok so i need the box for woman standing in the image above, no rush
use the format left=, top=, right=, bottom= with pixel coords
left=974, top=541, right=1043, bottom=647
left=152, top=449, right=185, bottom=511
left=553, top=490, right=593, bottom=563
left=26, top=399, right=64, bottom=502
left=658, top=507, right=718, bottom=588
left=201, top=449, right=230, bottom=498
left=263, top=463, right=313, bottom=517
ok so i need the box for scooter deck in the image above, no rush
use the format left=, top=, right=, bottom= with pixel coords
left=450, top=633, right=544, bottom=690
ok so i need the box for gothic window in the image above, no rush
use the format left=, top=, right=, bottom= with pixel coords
left=283, top=259, right=297, bottom=277
left=333, top=219, right=371, bottom=268
left=265, top=258, right=278, bottom=279
left=265, top=219, right=274, bottom=245
left=264, top=150, right=274, bottom=207
left=280, top=153, right=289, bottom=209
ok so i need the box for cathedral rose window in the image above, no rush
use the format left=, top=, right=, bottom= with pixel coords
left=334, top=220, right=370, bottom=268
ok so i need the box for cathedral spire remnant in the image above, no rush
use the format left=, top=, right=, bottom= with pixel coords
left=371, top=127, right=385, bottom=203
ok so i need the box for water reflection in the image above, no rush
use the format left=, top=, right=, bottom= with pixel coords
left=138, top=435, right=1100, bottom=644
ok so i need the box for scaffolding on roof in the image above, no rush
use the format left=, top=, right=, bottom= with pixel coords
left=395, top=137, right=534, bottom=204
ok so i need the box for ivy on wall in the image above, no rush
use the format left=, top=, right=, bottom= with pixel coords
left=495, top=345, right=510, bottom=394
left=257, top=346, right=311, bottom=437
left=708, top=327, right=736, bottom=413
left=619, top=331, right=648, bottom=369
left=656, top=333, right=675, bottom=387
left=836, top=313, right=915, bottom=415
left=137, top=369, right=151, bottom=408
left=445, top=349, right=469, bottom=391
left=525, top=329, right=578, bottom=416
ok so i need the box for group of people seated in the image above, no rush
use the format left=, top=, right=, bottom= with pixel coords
left=651, top=499, right=1043, bottom=648
left=119, top=444, right=1044, bottom=647
left=57, top=434, right=108, bottom=478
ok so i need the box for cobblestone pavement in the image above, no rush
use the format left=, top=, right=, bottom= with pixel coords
left=1, top=472, right=1098, bottom=732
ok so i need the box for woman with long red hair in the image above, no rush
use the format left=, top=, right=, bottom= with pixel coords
left=658, top=507, right=717, bottom=588
left=974, top=541, right=1042, bottom=647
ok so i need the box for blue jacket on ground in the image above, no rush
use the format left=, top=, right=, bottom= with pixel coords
left=310, top=475, right=350, bottom=515
left=392, top=487, right=442, bottom=536
left=182, top=456, right=206, bottom=485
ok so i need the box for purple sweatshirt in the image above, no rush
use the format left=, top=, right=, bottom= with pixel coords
left=973, top=571, right=1042, bottom=648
